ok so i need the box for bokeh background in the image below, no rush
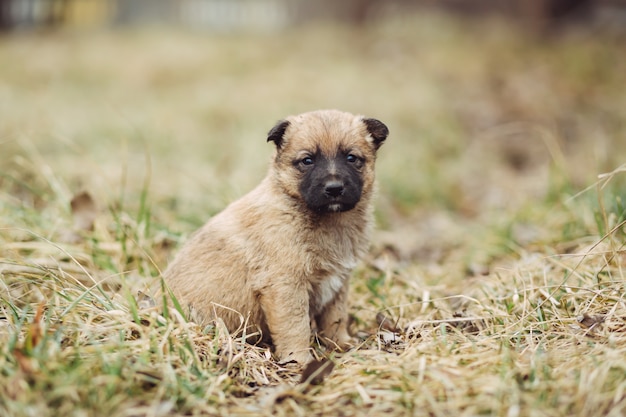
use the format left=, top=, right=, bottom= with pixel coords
left=2, top=0, right=625, bottom=267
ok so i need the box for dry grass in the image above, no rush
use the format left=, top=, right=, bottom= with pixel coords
left=1, top=12, right=626, bottom=417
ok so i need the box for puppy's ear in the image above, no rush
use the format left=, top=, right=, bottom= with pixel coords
left=267, top=120, right=290, bottom=149
left=362, top=118, right=389, bottom=150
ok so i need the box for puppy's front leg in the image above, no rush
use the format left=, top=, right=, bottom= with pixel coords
left=260, top=286, right=312, bottom=364
left=316, top=281, right=354, bottom=351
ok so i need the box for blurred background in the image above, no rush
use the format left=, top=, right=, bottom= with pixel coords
left=0, top=0, right=625, bottom=31
left=1, top=0, right=625, bottom=269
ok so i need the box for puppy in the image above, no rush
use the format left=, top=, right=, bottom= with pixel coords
left=163, top=109, right=388, bottom=364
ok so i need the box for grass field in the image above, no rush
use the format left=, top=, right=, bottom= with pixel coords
left=1, top=12, right=626, bottom=417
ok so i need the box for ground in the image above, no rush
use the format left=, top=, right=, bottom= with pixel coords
left=1, top=12, right=626, bottom=417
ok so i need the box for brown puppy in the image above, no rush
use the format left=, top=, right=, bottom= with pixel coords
left=163, top=109, right=388, bottom=364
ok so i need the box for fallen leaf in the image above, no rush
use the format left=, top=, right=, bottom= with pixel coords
left=577, top=314, right=605, bottom=329
left=376, top=312, right=400, bottom=333
left=25, top=302, right=46, bottom=353
left=300, top=358, right=335, bottom=385
left=70, top=191, right=97, bottom=231
left=12, top=349, right=37, bottom=375
left=59, top=191, right=99, bottom=243
left=137, top=291, right=156, bottom=309
left=13, top=302, right=46, bottom=376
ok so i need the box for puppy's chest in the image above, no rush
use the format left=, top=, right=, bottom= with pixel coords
left=309, top=274, right=345, bottom=314
left=304, top=227, right=366, bottom=313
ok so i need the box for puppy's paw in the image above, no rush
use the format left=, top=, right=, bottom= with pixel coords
left=337, top=337, right=358, bottom=351
left=324, top=333, right=357, bottom=352
left=326, top=337, right=359, bottom=352
left=278, top=349, right=313, bottom=366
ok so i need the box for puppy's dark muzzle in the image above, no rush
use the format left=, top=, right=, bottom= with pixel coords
left=299, top=154, right=364, bottom=213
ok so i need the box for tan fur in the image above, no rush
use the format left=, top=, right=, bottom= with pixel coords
left=163, top=110, right=387, bottom=364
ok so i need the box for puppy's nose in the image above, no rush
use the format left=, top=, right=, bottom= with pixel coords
left=324, top=181, right=344, bottom=197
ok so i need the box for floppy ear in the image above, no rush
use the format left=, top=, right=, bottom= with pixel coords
left=362, top=118, right=389, bottom=150
left=267, top=120, right=290, bottom=149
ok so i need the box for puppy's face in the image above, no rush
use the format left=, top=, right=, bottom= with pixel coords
left=267, top=110, right=388, bottom=214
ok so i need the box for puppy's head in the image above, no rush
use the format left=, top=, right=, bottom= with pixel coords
left=267, top=110, right=388, bottom=214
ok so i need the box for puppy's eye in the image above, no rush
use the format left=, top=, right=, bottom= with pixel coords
left=346, top=154, right=358, bottom=163
left=301, top=157, right=314, bottom=166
